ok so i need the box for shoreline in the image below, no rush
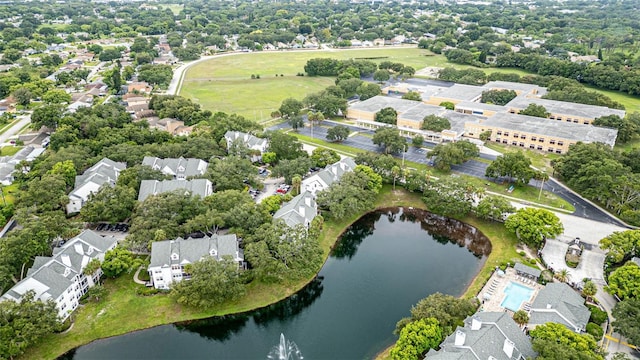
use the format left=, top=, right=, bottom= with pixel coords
left=23, top=188, right=508, bottom=360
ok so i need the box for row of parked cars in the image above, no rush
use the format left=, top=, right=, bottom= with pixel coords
left=276, top=184, right=291, bottom=194
left=95, top=223, right=129, bottom=232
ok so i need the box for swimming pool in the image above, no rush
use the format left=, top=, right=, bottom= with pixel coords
left=500, top=281, right=534, bottom=311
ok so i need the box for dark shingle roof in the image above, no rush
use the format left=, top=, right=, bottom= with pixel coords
left=529, top=283, right=590, bottom=332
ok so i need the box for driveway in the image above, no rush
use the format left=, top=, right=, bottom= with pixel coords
left=255, top=177, right=284, bottom=203
left=540, top=239, right=568, bottom=275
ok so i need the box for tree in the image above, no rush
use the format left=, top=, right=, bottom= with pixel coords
left=485, top=152, right=535, bottom=185
left=171, top=256, right=245, bottom=308
left=271, top=157, right=313, bottom=184
left=288, top=115, right=304, bottom=131
left=279, top=98, right=303, bottom=118
left=513, top=310, right=529, bottom=327
left=606, top=262, right=640, bottom=300
left=47, top=160, right=77, bottom=188
left=504, top=208, right=564, bottom=248
left=208, top=156, right=259, bottom=191
left=530, top=323, right=603, bottom=360
left=412, top=135, right=424, bottom=147
left=375, top=107, right=398, bottom=125
left=612, top=298, right=640, bottom=347
left=475, top=195, right=515, bottom=221
left=326, top=125, right=350, bottom=142
left=354, top=165, right=383, bottom=194
left=372, top=127, right=406, bottom=154
left=316, top=171, right=376, bottom=219
left=402, top=91, right=422, bottom=101
left=0, top=291, right=61, bottom=360
left=429, top=141, right=479, bottom=172
left=593, top=115, right=637, bottom=144
left=439, top=101, right=455, bottom=110
left=582, top=280, right=597, bottom=302
left=137, top=64, right=173, bottom=87
left=519, top=103, right=550, bottom=118
left=480, top=89, right=517, bottom=105
left=98, top=48, right=122, bottom=61
left=42, top=89, right=72, bottom=104
left=356, top=82, right=381, bottom=101
left=421, top=115, right=451, bottom=132
left=83, top=258, right=102, bottom=277
left=396, top=292, right=477, bottom=335
left=81, top=185, right=137, bottom=223
left=373, top=69, right=390, bottom=83
left=554, top=269, right=571, bottom=283
left=31, top=104, right=64, bottom=130
left=390, top=318, right=443, bottom=360
left=311, top=148, right=340, bottom=168
left=262, top=152, right=276, bottom=165
left=101, top=247, right=138, bottom=277
left=599, top=230, right=640, bottom=264
left=267, top=131, right=306, bottom=161
left=422, top=177, right=482, bottom=218
left=12, top=87, right=33, bottom=106
left=85, top=284, right=108, bottom=302
left=245, top=222, right=323, bottom=283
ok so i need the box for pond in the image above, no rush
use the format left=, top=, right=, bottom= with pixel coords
left=61, top=207, right=490, bottom=360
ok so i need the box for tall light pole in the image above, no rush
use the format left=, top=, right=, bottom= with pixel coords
left=538, top=168, right=547, bottom=201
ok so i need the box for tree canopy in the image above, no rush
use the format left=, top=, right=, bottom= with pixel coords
left=504, top=208, right=564, bottom=248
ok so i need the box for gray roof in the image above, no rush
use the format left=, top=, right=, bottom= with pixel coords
left=224, top=131, right=268, bottom=149
left=529, top=283, right=591, bottom=332
left=274, top=191, right=317, bottom=228
left=426, top=312, right=536, bottom=360
left=69, top=158, right=126, bottom=202
left=441, top=111, right=484, bottom=135
left=149, top=234, right=243, bottom=268
left=455, top=101, right=508, bottom=113
left=479, top=112, right=618, bottom=147
left=349, top=96, right=423, bottom=114
left=431, top=83, right=485, bottom=102
left=1, top=230, right=117, bottom=302
left=506, top=96, right=626, bottom=120
left=301, top=157, right=357, bottom=194
left=514, top=262, right=541, bottom=278
left=397, top=103, right=447, bottom=123
left=483, top=81, right=546, bottom=95
left=138, top=179, right=212, bottom=201
left=632, top=257, right=640, bottom=266
left=142, top=156, right=208, bottom=179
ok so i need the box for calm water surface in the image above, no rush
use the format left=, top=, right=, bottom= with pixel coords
left=62, top=207, right=490, bottom=360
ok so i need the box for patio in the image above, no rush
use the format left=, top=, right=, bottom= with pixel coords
left=477, top=266, right=543, bottom=313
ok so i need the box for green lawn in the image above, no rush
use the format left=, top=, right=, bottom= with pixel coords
left=484, top=142, right=560, bottom=175
left=0, top=145, right=22, bottom=156
left=159, top=3, right=183, bottom=15
left=180, top=47, right=435, bottom=119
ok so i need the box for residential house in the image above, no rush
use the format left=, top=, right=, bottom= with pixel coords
left=273, top=191, right=317, bottom=228
left=147, top=118, right=194, bottom=136
left=148, top=234, right=244, bottom=290
left=67, top=158, right=126, bottom=214
left=138, top=179, right=213, bottom=201
left=0, top=230, right=118, bottom=320
left=0, top=146, right=45, bottom=185
left=528, top=283, right=591, bottom=333
left=301, top=157, right=357, bottom=196
left=127, top=81, right=152, bottom=95
left=141, top=156, right=208, bottom=180
left=224, top=131, right=269, bottom=162
left=426, top=312, right=536, bottom=360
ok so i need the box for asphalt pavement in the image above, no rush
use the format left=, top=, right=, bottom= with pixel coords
left=270, top=121, right=629, bottom=227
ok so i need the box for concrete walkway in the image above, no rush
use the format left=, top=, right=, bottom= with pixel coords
left=133, top=267, right=146, bottom=285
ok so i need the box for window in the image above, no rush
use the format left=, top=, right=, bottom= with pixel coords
left=502, top=140, right=508, bottom=144
left=531, top=136, right=537, bottom=141
left=520, top=135, right=526, bottom=139
left=495, top=138, right=501, bottom=143
left=512, top=141, right=518, bottom=145
left=549, top=140, right=556, bottom=145
left=566, top=118, right=572, bottom=122
left=556, top=149, right=562, bottom=154
left=584, top=121, right=590, bottom=125
left=513, top=133, right=519, bottom=138
left=154, top=270, right=161, bottom=274
left=558, top=141, right=564, bottom=146
left=171, top=265, right=180, bottom=271
left=573, top=119, right=579, bottom=123
left=61, top=303, right=67, bottom=310
left=496, top=131, right=502, bottom=135
left=529, top=144, right=535, bottom=149
left=550, top=116, right=556, bottom=120
left=519, top=142, right=525, bottom=147
left=538, top=138, right=545, bottom=143
left=503, top=132, right=509, bottom=137
left=548, top=148, right=554, bottom=152
left=557, top=117, right=562, bottom=121
left=171, top=253, right=179, bottom=261
left=537, top=145, right=543, bottom=150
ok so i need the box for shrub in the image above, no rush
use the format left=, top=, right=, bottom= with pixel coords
left=135, top=287, right=160, bottom=296
left=519, top=251, right=526, bottom=256
left=586, top=322, right=604, bottom=339
left=588, top=305, right=608, bottom=325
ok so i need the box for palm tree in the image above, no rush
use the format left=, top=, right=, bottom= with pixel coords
left=554, top=269, right=571, bottom=283
left=291, top=175, right=302, bottom=196
left=513, top=310, right=529, bottom=328
left=391, top=166, right=401, bottom=190
left=582, top=280, right=597, bottom=302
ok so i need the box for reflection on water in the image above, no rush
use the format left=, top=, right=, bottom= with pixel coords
left=60, top=207, right=488, bottom=360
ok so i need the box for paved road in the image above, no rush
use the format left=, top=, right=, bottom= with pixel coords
left=273, top=121, right=628, bottom=226
left=0, top=114, right=31, bottom=145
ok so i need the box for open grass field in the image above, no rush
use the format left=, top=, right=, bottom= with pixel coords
left=180, top=47, right=435, bottom=119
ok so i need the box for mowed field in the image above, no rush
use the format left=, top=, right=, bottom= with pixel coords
left=179, top=47, right=436, bottom=119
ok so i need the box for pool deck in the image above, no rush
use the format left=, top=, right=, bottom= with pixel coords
left=477, top=267, right=543, bottom=313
